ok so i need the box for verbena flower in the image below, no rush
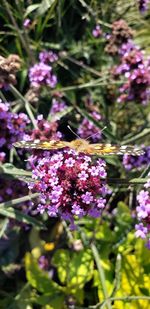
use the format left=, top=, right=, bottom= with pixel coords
left=135, top=173, right=150, bottom=249
left=49, top=97, right=67, bottom=115
left=39, top=50, right=58, bottom=63
left=105, top=20, right=133, bottom=55
left=29, top=62, right=57, bottom=88
left=0, top=102, right=29, bottom=151
left=138, top=0, right=150, bottom=12
left=77, top=111, right=102, bottom=142
left=27, top=114, right=62, bottom=142
left=28, top=149, right=107, bottom=227
left=92, top=25, right=102, bottom=38
left=123, top=146, right=150, bottom=170
left=23, top=18, right=31, bottom=28
left=114, top=45, right=150, bottom=104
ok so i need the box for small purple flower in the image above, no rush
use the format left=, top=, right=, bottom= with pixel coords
left=135, top=173, right=150, bottom=248
left=29, top=62, right=57, bottom=88
left=78, top=111, right=102, bottom=142
left=50, top=98, right=67, bottom=115
left=65, top=157, right=75, bottom=167
left=81, top=192, right=93, bottom=204
left=78, top=170, right=89, bottom=181
left=23, top=18, right=31, bottom=28
left=138, top=0, right=150, bottom=12
left=39, top=50, right=58, bottom=63
left=92, top=25, right=102, bottom=38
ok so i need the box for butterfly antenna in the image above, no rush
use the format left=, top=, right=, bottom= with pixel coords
left=67, top=125, right=81, bottom=139
left=86, top=126, right=107, bottom=140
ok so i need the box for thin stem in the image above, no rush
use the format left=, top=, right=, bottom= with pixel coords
left=0, top=193, right=39, bottom=208
left=107, top=178, right=150, bottom=185
left=0, top=90, right=7, bottom=102
left=121, top=128, right=150, bottom=144
left=9, top=85, right=37, bottom=129
left=51, top=79, right=122, bottom=93
left=63, top=54, right=105, bottom=78
left=91, top=243, right=112, bottom=309
left=99, top=296, right=150, bottom=309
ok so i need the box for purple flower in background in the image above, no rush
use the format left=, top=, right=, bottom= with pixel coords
left=138, top=0, right=150, bottom=12
left=28, top=148, right=108, bottom=225
left=26, top=114, right=62, bottom=142
left=77, top=111, right=102, bottom=142
left=123, top=146, right=150, bottom=170
left=92, top=25, right=102, bottom=38
left=29, top=62, right=57, bottom=88
left=49, top=98, right=67, bottom=115
left=0, top=102, right=30, bottom=151
left=23, top=18, right=31, bottom=28
left=39, top=50, right=58, bottom=63
left=113, top=46, right=150, bottom=104
left=135, top=173, right=150, bottom=248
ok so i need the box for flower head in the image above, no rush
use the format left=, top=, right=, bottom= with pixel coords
left=28, top=149, right=107, bottom=224
left=0, top=102, right=29, bottom=151
left=29, top=62, right=57, bottom=88
left=135, top=173, right=150, bottom=248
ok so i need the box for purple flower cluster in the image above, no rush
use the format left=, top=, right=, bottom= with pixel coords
left=135, top=174, right=150, bottom=249
left=92, top=25, right=102, bottom=38
left=138, top=0, right=150, bottom=12
left=39, top=50, right=58, bottom=63
left=123, top=146, right=150, bottom=170
left=28, top=149, right=107, bottom=226
left=77, top=111, right=102, bottom=142
left=105, top=20, right=133, bottom=55
left=114, top=44, right=150, bottom=104
left=0, top=102, right=29, bottom=152
left=29, top=62, right=57, bottom=88
left=50, top=97, right=67, bottom=115
left=27, top=114, right=62, bottom=142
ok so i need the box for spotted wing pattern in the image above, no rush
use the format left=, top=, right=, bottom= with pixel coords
left=89, top=144, right=144, bottom=156
left=14, top=140, right=69, bottom=150
left=14, top=140, right=144, bottom=156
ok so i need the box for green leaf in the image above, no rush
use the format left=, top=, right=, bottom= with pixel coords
left=52, top=249, right=70, bottom=284
left=25, top=253, right=62, bottom=294
left=116, top=202, right=132, bottom=226
left=52, top=249, right=94, bottom=296
left=35, top=294, right=65, bottom=309
left=24, top=4, right=40, bottom=17
left=0, top=206, right=44, bottom=229
left=37, top=0, right=57, bottom=16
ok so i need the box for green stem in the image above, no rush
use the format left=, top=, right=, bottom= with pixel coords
left=52, top=79, right=122, bottom=92
left=107, top=178, right=150, bottom=185
left=99, top=296, right=150, bottom=309
left=0, top=193, right=39, bottom=208
left=9, top=85, right=37, bottom=129
left=91, top=243, right=112, bottom=309
left=121, top=128, right=150, bottom=145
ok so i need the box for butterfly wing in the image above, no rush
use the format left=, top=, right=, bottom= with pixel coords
left=89, top=144, right=144, bottom=156
left=13, top=140, right=70, bottom=150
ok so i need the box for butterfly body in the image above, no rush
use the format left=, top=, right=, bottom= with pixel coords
left=13, top=139, right=144, bottom=156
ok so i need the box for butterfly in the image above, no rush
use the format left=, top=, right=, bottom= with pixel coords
left=13, top=139, right=144, bottom=156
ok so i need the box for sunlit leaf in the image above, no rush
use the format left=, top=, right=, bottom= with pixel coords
left=25, top=253, right=63, bottom=294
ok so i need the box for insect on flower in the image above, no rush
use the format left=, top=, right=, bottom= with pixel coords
left=13, top=125, right=144, bottom=156
left=13, top=139, right=144, bottom=156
